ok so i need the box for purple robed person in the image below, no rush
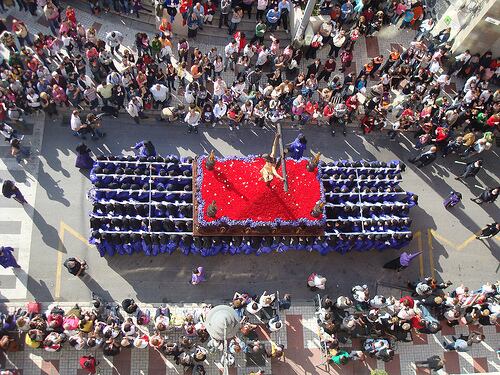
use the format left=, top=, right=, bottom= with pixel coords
left=75, top=143, right=95, bottom=169
left=0, top=246, right=20, bottom=268
left=191, top=266, right=206, bottom=284
left=443, top=191, right=462, bottom=209
left=286, top=133, right=307, bottom=160
left=383, top=251, right=422, bottom=271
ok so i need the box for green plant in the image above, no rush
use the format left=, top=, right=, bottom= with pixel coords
left=370, top=370, right=389, bottom=375
left=312, top=2, right=321, bottom=16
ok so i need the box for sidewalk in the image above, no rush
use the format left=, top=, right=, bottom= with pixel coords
left=1, top=300, right=498, bottom=375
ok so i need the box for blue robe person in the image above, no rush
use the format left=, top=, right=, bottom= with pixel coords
left=0, top=246, right=20, bottom=268
left=133, top=140, right=157, bottom=157
left=286, top=134, right=307, bottom=160
left=75, top=143, right=95, bottom=170
left=443, top=191, right=462, bottom=208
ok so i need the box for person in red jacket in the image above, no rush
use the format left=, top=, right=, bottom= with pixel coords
left=434, top=126, right=449, bottom=150
left=345, top=94, right=358, bottom=122
left=65, top=6, right=77, bottom=25
left=361, top=114, right=375, bottom=134
left=486, top=113, right=499, bottom=130
left=79, top=355, right=98, bottom=374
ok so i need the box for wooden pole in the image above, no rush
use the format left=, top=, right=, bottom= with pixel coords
left=276, top=123, right=288, bottom=192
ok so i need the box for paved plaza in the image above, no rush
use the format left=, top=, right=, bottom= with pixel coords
left=0, top=2, right=498, bottom=375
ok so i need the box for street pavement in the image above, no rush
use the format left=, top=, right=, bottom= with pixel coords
left=14, top=116, right=497, bottom=304
left=0, top=3, right=498, bottom=375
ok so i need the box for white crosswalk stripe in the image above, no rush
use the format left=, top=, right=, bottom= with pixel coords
left=0, top=114, right=45, bottom=299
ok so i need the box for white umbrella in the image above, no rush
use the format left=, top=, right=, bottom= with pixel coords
left=205, top=305, right=240, bottom=341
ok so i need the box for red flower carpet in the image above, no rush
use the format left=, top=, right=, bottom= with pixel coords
left=200, top=158, right=323, bottom=223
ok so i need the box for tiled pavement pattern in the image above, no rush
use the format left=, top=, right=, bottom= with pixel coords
left=0, top=302, right=275, bottom=375
left=0, top=113, right=45, bottom=300
left=1, top=301, right=499, bottom=375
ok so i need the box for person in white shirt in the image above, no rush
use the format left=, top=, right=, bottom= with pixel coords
left=231, top=78, right=246, bottom=101
left=256, top=0, right=268, bottom=20
left=256, top=47, right=269, bottom=67
left=258, top=291, right=275, bottom=307
left=479, top=89, right=492, bottom=103
left=243, top=43, right=255, bottom=60
left=106, top=71, right=122, bottom=86
left=268, top=315, right=283, bottom=332
left=213, top=99, right=227, bottom=126
left=26, top=89, right=41, bottom=110
left=246, top=301, right=262, bottom=315
left=105, top=31, right=123, bottom=55
left=435, top=74, right=450, bottom=88
left=150, top=84, right=169, bottom=108
left=224, top=40, right=238, bottom=71
left=70, top=110, right=84, bottom=137
left=370, top=295, right=388, bottom=309
left=160, top=43, right=173, bottom=63
left=213, top=76, right=227, bottom=102
left=463, top=75, right=478, bottom=93
left=127, top=96, right=144, bottom=124
left=416, top=18, right=434, bottom=41
left=185, top=104, right=201, bottom=134
left=448, top=50, right=471, bottom=76
left=241, top=100, right=253, bottom=124
left=308, top=273, right=327, bottom=290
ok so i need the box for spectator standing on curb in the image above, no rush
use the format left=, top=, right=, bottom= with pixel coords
left=185, top=104, right=201, bottom=134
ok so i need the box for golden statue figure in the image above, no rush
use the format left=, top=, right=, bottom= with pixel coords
left=259, top=133, right=283, bottom=184
left=311, top=200, right=325, bottom=217
left=207, top=200, right=217, bottom=217
left=206, top=150, right=216, bottom=170
left=307, top=150, right=322, bottom=172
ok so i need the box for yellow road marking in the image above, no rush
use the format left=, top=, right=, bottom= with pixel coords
left=414, top=230, right=424, bottom=278
left=54, top=221, right=91, bottom=300
left=430, top=229, right=499, bottom=252
left=54, top=222, right=64, bottom=299
left=427, top=229, right=435, bottom=279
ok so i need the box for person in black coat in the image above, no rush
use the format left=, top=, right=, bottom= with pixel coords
left=455, top=159, right=482, bottom=180
left=408, top=146, right=438, bottom=168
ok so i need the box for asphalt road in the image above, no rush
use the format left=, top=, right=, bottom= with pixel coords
left=25, top=116, right=499, bottom=304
